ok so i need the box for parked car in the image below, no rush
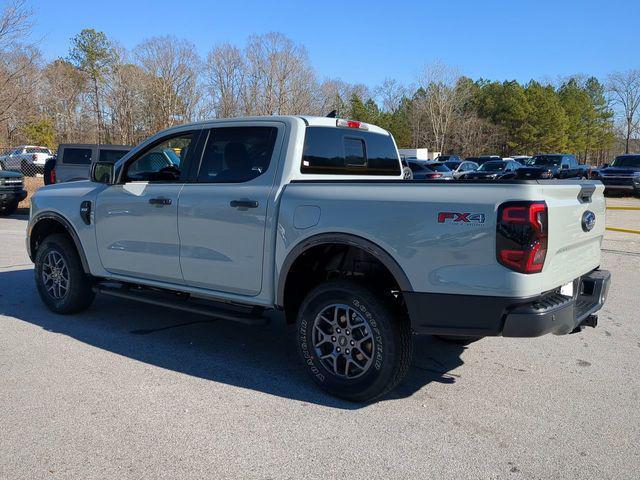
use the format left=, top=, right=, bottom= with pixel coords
left=464, top=155, right=502, bottom=166
left=0, top=169, right=27, bottom=215
left=27, top=115, right=610, bottom=402
left=442, top=160, right=479, bottom=179
left=460, top=159, right=522, bottom=179
left=54, top=144, right=131, bottom=183
left=518, top=154, right=591, bottom=180
left=0, top=145, right=53, bottom=176
left=406, top=159, right=454, bottom=180
left=592, top=154, right=640, bottom=196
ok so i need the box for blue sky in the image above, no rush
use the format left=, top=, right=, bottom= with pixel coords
left=30, top=0, right=639, bottom=88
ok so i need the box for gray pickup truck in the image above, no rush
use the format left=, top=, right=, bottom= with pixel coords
left=27, top=116, right=611, bottom=401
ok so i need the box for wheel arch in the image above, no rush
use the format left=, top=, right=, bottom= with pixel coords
left=276, top=233, right=413, bottom=322
left=28, top=212, right=90, bottom=274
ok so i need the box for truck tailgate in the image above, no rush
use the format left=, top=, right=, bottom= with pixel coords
left=537, top=182, right=605, bottom=293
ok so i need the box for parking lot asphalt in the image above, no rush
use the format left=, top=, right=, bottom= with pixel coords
left=1, top=201, right=639, bottom=480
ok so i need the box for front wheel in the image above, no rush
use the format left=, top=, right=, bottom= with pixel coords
left=34, top=234, right=95, bottom=314
left=296, top=280, right=412, bottom=402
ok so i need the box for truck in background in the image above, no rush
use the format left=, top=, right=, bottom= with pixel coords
left=398, top=148, right=441, bottom=161
left=47, top=144, right=131, bottom=184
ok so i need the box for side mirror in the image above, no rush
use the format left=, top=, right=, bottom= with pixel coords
left=602, top=163, right=609, bottom=168
left=90, top=161, right=115, bottom=184
left=561, top=164, right=569, bottom=169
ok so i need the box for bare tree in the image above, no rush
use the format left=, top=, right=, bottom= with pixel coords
left=40, top=59, right=86, bottom=142
left=375, top=78, right=408, bottom=113
left=316, top=79, right=370, bottom=117
left=135, top=36, right=202, bottom=132
left=607, top=70, right=640, bottom=153
left=416, top=61, right=470, bottom=152
left=242, top=32, right=316, bottom=116
left=0, top=0, right=38, bottom=138
left=450, top=112, right=505, bottom=156
left=204, top=43, right=245, bottom=118
left=0, top=0, right=32, bottom=52
left=105, top=62, right=148, bottom=145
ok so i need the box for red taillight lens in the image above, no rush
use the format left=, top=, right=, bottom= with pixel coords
left=50, top=167, right=56, bottom=184
left=496, top=201, right=548, bottom=274
left=426, top=173, right=443, bottom=179
left=336, top=118, right=368, bottom=130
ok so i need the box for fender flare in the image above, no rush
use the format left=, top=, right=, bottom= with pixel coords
left=28, top=211, right=91, bottom=274
left=276, top=232, right=413, bottom=307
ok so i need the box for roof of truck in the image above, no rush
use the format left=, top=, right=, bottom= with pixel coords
left=161, top=115, right=391, bottom=136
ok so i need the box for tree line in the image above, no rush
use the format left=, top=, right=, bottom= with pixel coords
left=1, top=0, right=639, bottom=164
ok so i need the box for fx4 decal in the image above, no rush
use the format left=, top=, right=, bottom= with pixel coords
left=437, top=212, right=486, bottom=224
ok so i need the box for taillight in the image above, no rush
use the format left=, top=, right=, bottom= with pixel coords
left=425, top=173, right=443, bottom=179
left=50, top=167, right=56, bottom=184
left=336, top=118, right=369, bottom=130
left=496, top=201, right=548, bottom=274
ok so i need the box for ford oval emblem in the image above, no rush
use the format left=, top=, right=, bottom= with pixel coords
left=582, top=211, right=596, bottom=232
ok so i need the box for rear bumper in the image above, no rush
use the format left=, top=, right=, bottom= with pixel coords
left=0, top=189, right=27, bottom=205
left=404, top=269, right=611, bottom=338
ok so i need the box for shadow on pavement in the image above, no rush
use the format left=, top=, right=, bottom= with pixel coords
left=0, top=268, right=465, bottom=409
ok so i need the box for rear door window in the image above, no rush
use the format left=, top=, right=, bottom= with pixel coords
left=197, top=126, right=278, bottom=183
left=62, top=148, right=92, bottom=165
left=302, top=127, right=400, bottom=175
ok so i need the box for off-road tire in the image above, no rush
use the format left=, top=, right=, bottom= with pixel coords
left=34, top=234, right=95, bottom=314
left=296, top=280, right=412, bottom=402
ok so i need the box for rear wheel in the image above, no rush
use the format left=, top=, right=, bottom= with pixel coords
left=34, top=234, right=95, bottom=314
left=296, top=280, right=412, bottom=402
left=0, top=201, right=18, bottom=216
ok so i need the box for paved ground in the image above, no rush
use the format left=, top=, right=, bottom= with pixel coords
left=1, top=199, right=639, bottom=479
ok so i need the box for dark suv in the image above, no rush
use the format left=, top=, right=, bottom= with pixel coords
left=593, top=154, right=640, bottom=196
left=0, top=169, right=27, bottom=215
left=517, top=154, right=591, bottom=179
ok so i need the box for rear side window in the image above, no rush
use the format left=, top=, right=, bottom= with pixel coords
left=99, top=149, right=129, bottom=163
left=62, top=148, right=92, bottom=165
left=302, top=127, right=400, bottom=175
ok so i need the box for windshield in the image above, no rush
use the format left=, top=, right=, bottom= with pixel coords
left=531, top=155, right=562, bottom=166
left=611, top=155, right=640, bottom=168
left=478, top=161, right=505, bottom=172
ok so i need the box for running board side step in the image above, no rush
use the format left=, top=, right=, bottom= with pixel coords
left=93, top=284, right=269, bottom=326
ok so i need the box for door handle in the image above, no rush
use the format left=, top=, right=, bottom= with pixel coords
left=230, top=200, right=259, bottom=209
left=149, top=197, right=172, bottom=206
